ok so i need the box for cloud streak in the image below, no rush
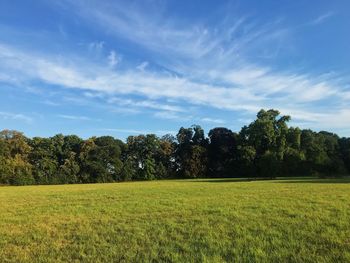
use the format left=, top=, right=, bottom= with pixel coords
left=107, top=50, right=120, bottom=67
left=99, top=128, right=175, bottom=135
left=57, top=114, right=93, bottom=121
left=0, top=111, right=33, bottom=123
left=0, top=1, right=349, bottom=135
left=309, top=12, right=335, bottom=26
left=0, top=41, right=348, bottom=132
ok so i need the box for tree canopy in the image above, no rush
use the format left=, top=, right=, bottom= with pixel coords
left=0, top=109, right=349, bottom=185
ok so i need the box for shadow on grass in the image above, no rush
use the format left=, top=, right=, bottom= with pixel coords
left=193, top=178, right=282, bottom=183
left=191, top=177, right=350, bottom=184
left=194, top=178, right=253, bottom=183
left=276, top=178, right=350, bottom=184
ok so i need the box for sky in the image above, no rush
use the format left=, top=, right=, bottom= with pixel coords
left=0, top=0, right=350, bottom=139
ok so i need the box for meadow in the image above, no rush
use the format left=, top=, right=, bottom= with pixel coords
left=1, top=178, right=350, bottom=262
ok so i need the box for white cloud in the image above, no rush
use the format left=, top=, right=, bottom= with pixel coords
left=109, top=107, right=141, bottom=115
left=107, top=50, right=120, bottom=67
left=0, top=111, right=33, bottom=123
left=136, top=61, right=149, bottom=71
left=99, top=128, right=175, bottom=135
left=0, top=42, right=349, bottom=132
left=42, top=100, right=60, bottom=106
left=57, top=114, right=92, bottom=121
left=309, top=12, right=335, bottom=26
left=57, top=0, right=253, bottom=61
left=107, top=97, right=184, bottom=113
left=100, top=128, right=147, bottom=134
left=200, top=118, right=226, bottom=125
left=153, top=111, right=192, bottom=121
left=0, top=1, right=349, bottom=135
left=287, top=109, right=350, bottom=130
left=88, top=41, right=104, bottom=52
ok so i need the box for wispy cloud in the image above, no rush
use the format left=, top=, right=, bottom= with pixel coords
left=57, top=114, right=93, bottom=121
left=88, top=41, right=105, bottom=52
left=0, top=111, right=33, bottom=123
left=42, top=100, right=60, bottom=106
left=107, top=50, right=120, bottom=67
left=200, top=118, right=226, bottom=125
left=0, top=41, right=348, bottom=131
left=309, top=12, right=335, bottom=26
left=153, top=111, right=192, bottom=121
left=58, top=0, right=270, bottom=63
left=99, top=128, right=175, bottom=135
left=107, top=97, right=184, bottom=113
left=0, top=1, right=349, bottom=134
left=136, top=61, right=149, bottom=71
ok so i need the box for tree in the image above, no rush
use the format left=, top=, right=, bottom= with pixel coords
left=59, top=152, right=80, bottom=184
left=29, top=137, right=59, bottom=184
left=119, top=157, right=136, bottom=181
left=0, top=108, right=349, bottom=185
left=79, top=136, right=123, bottom=183
left=156, top=134, right=176, bottom=178
left=236, top=145, right=256, bottom=177
left=282, top=147, right=305, bottom=176
left=175, top=125, right=208, bottom=178
left=208, top=128, right=237, bottom=177
left=241, top=109, right=290, bottom=155
left=126, top=134, right=161, bottom=180
left=282, top=127, right=305, bottom=176
left=6, top=154, right=34, bottom=185
left=192, top=125, right=206, bottom=146
left=258, top=151, right=280, bottom=178
left=287, top=127, right=301, bottom=150
left=0, top=130, right=34, bottom=185
left=239, top=109, right=291, bottom=178
left=318, top=132, right=346, bottom=176
left=299, top=130, right=347, bottom=176
left=186, top=145, right=208, bottom=178
left=339, top=137, right=350, bottom=173
left=143, top=157, right=156, bottom=180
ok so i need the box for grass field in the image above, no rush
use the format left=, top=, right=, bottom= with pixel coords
left=1, top=178, right=350, bottom=262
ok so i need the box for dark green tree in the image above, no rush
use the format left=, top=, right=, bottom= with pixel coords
left=208, top=128, right=237, bottom=177
left=126, top=134, right=161, bottom=180
left=79, top=136, right=123, bottom=183
left=175, top=125, right=208, bottom=178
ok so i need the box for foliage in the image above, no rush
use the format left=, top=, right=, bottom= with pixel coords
left=0, top=130, right=34, bottom=185
left=0, top=109, right=349, bottom=185
left=208, top=127, right=237, bottom=177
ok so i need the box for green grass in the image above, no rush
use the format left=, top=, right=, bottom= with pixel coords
left=1, top=178, right=350, bottom=263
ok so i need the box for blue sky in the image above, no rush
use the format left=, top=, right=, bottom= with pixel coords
left=1, top=0, right=350, bottom=139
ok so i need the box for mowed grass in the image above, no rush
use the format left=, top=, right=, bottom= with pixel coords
left=1, top=178, right=350, bottom=263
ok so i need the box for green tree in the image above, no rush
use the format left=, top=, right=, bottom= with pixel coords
left=258, top=151, right=280, bottom=178
left=156, top=134, right=176, bottom=178
left=0, top=130, right=34, bottom=185
left=126, top=134, right=161, bottom=180
left=176, top=125, right=208, bottom=178
left=236, top=145, right=256, bottom=177
left=79, top=136, right=123, bottom=183
left=120, top=156, right=137, bottom=181
left=282, top=147, right=306, bottom=176
left=208, top=128, right=237, bottom=177
left=186, top=145, right=208, bottom=178
left=29, top=137, right=59, bottom=184
left=339, top=137, right=350, bottom=173
left=239, top=109, right=291, bottom=177
left=287, top=127, right=301, bottom=150
left=59, top=152, right=80, bottom=184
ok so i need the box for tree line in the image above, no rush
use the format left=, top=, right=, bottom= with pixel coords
left=0, top=109, right=349, bottom=185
